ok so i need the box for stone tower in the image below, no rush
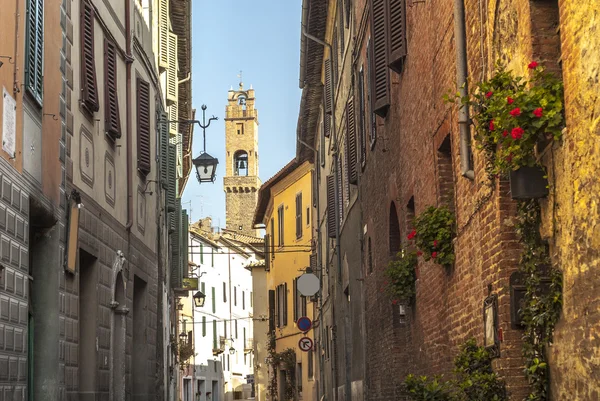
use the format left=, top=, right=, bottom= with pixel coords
left=223, top=81, right=261, bottom=237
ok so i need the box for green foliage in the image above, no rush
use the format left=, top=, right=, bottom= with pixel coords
left=267, top=331, right=297, bottom=401
left=450, top=62, right=564, bottom=177
left=515, top=200, right=563, bottom=400
left=412, top=206, right=456, bottom=267
left=385, top=250, right=417, bottom=303
left=404, top=375, right=453, bottom=401
left=404, top=339, right=507, bottom=401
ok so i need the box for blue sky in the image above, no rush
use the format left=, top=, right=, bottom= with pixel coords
left=182, top=0, right=302, bottom=228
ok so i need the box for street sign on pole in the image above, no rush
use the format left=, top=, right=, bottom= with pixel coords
left=297, top=273, right=320, bottom=297
left=298, top=336, right=313, bottom=352
left=297, top=316, right=312, bottom=332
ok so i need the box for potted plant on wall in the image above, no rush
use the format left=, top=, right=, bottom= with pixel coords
left=451, top=61, right=564, bottom=199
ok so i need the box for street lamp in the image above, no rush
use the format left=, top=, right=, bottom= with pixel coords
left=229, top=337, right=236, bottom=355
left=193, top=105, right=219, bottom=184
left=193, top=290, right=206, bottom=308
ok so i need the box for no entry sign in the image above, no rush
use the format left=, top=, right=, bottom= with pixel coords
left=298, top=336, right=313, bottom=352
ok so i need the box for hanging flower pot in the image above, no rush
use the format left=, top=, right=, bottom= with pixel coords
left=509, top=166, right=548, bottom=199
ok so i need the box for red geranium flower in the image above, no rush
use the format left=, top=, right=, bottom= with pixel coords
left=489, top=120, right=495, bottom=131
left=392, top=300, right=398, bottom=305
left=533, top=107, right=543, bottom=118
left=506, top=154, right=513, bottom=162
left=431, top=252, right=438, bottom=259
left=485, top=91, right=493, bottom=99
left=507, top=96, right=514, bottom=105
left=528, top=61, right=539, bottom=69
left=511, top=127, right=524, bottom=139
left=433, top=240, right=438, bottom=247
left=407, top=229, right=416, bottom=240
left=502, top=130, right=509, bottom=137
left=510, top=107, right=521, bottom=117
left=416, top=251, right=423, bottom=256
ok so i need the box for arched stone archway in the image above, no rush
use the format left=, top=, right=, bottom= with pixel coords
left=109, top=251, right=128, bottom=401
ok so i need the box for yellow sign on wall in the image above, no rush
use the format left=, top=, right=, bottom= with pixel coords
left=181, top=278, right=198, bottom=290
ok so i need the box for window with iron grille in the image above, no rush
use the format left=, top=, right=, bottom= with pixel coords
left=24, top=0, right=44, bottom=105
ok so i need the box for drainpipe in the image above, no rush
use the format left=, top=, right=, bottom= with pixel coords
left=302, top=28, right=341, bottom=401
left=125, top=0, right=134, bottom=230
left=454, top=0, right=474, bottom=179
left=12, top=0, right=20, bottom=94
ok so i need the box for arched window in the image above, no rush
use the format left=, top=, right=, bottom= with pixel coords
left=389, top=203, right=401, bottom=256
left=238, top=95, right=247, bottom=110
left=234, top=151, right=248, bottom=176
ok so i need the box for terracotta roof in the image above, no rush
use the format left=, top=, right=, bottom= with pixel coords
left=297, top=0, right=328, bottom=162
left=221, top=229, right=263, bottom=245
left=252, top=158, right=300, bottom=226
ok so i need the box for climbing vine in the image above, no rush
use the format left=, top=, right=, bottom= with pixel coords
left=404, top=338, right=507, bottom=401
left=515, top=200, right=562, bottom=400
left=267, top=331, right=297, bottom=401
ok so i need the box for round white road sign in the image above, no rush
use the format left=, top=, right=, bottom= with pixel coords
left=297, top=273, right=320, bottom=297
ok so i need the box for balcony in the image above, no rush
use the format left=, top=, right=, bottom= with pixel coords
left=244, top=338, right=253, bottom=353
left=212, top=336, right=226, bottom=356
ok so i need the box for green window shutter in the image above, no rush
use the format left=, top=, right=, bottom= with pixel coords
left=202, top=316, right=206, bottom=337
left=201, top=282, right=205, bottom=293
left=211, top=248, right=214, bottom=267
left=212, top=287, right=216, bottom=313
left=200, top=243, right=204, bottom=264
left=170, top=199, right=182, bottom=288
left=181, top=209, right=189, bottom=279
left=167, top=143, right=177, bottom=231
left=370, top=0, right=390, bottom=117
left=159, top=112, right=169, bottom=190
left=25, top=0, right=44, bottom=104
left=224, top=321, right=227, bottom=338
left=212, top=320, right=217, bottom=348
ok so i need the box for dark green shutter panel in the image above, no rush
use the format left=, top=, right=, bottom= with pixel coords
left=25, top=0, right=44, bottom=104
left=159, top=112, right=169, bottom=189
left=181, top=209, right=189, bottom=279
left=327, top=175, right=336, bottom=238
left=137, top=78, right=152, bottom=176
left=202, top=316, right=206, bottom=337
left=170, top=199, right=182, bottom=288
left=324, top=59, right=333, bottom=115
left=370, top=0, right=390, bottom=117
left=104, top=40, right=121, bottom=138
left=337, top=156, right=344, bottom=221
left=81, top=0, right=99, bottom=112
left=324, top=115, right=331, bottom=138
left=167, top=143, right=177, bottom=232
left=212, top=287, right=216, bottom=314
left=268, top=290, right=275, bottom=332
left=264, top=234, right=271, bottom=271
left=293, top=279, right=298, bottom=322
left=388, top=0, right=407, bottom=73
left=212, top=319, right=217, bottom=348
left=346, top=97, right=358, bottom=184
left=283, top=282, right=288, bottom=326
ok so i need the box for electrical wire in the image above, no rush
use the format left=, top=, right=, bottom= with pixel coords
left=178, top=316, right=267, bottom=325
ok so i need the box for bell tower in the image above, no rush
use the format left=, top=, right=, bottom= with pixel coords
left=223, top=80, right=261, bottom=237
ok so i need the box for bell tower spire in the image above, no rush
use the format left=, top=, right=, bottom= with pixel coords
left=223, top=82, right=261, bottom=237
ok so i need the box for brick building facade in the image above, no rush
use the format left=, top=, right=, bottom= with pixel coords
left=294, top=0, right=600, bottom=400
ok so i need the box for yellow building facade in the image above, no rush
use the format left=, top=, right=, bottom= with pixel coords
left=254, top=159, right=316, bottom=401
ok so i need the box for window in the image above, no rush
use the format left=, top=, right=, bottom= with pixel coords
left=236, top=123, right=244, bottom=135
left=306, top=207, right=310, bottom=226
left=234, top=151, right=248, bottom=176
left=366, top=38, right=377, bottom=148
left=387, top=0, right=408, bottom=73
left=277, top=205, right=285, bottom=246
left=369, top=0, right=390, bottom=116
left=405, top=197, right=415, bottom=245
left=242, top=291, right=245, bottom=310
left=293, top=278, right=308, bottom=322
left=136, top=78, right=152, bottom=176
left=389, top=203, right=401, bottom=256
left=295, top=193, right=303, bottom=239
left=212, top=320, right=217, bottom=348
left=308, top=350, right=314, bottom=379
left=358, top=66, right=367, bottom=166
left=212, top=287, right=216, bottom=313
left=437, top=135, right=455, bottom=212
left=223, top=282, right=227, bottom=303
left=202, top=316, right=206, bottom=337
left=81, top=0, right=100, bottom=113
left=275, top=283, right=288, bottom=327
left=270, top=218, right=275, bottom=258
left=24, top=0, right=44, bottom=104
left=104, top=39, right=121, bottom=139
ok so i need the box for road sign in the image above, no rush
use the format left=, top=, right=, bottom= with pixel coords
left=297, top=316, right=312, bottom=332
left=298, top=336, right=313, bottom=352
left=297, top=273, right=320, bottom=296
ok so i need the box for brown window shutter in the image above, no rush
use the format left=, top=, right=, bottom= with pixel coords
left=283, top=282, right=288, bottom=326
left=104, top=40, right=121, bottom=139
left=264, top=234, right=271, bottom=271
left=337, top=155, right=344, bottom=222
left=136, top=78, right=152, bottom=176
left=324, top=114, right=331, bottom=138
left=346, top=96, right=358, bottom=184
left=268, top=290, right=275, bottom=332
left=370, top=0, right=390, bottom=117
left=327, top=175, right=336, bottom=238
left=388, top=0, right=407, bottom=73
left=309, top=253, right=317, bottom=271
left=358, top=68, right=367, bottom=165
left=80, top=0, right=99, bottom=112
left=324, top=59, right=333, bottom=115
